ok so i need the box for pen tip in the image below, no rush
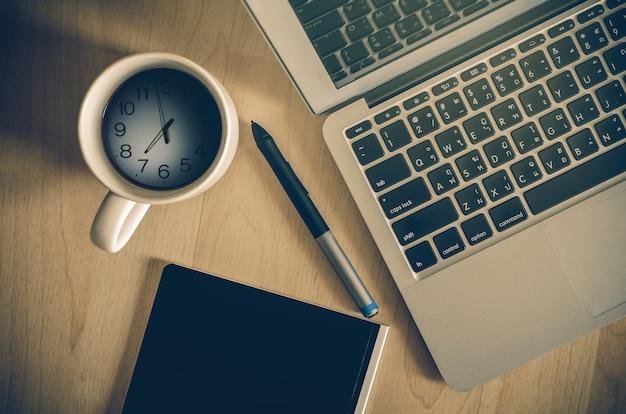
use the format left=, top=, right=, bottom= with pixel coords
left=250, top=120, right=268, bottom=142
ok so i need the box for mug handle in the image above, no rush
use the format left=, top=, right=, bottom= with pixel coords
left=90, top=192, right=150, bottom=253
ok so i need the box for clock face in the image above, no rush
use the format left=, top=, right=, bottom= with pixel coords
left=102, top=68, right=222, bottom=190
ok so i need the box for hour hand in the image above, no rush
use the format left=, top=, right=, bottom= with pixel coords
left=144, top=118, right=174, bottom=153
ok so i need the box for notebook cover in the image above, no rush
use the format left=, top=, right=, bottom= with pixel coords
left=122, top=264, right=388, bottom=413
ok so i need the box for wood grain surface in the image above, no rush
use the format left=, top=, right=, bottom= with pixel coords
left=1, top=1, right=624, bottom=412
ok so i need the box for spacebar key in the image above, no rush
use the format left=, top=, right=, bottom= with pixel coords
left=392, top=197, right=458, bottom=246
left=524, top=144, right=626, bottom=215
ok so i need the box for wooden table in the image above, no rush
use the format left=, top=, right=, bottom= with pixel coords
left=1, top=1, right=624, bottom=412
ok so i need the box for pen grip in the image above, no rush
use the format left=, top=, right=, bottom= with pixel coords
left=258, top=138, right=329, bottom=238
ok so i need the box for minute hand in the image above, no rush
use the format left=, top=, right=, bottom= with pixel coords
left=144, top=118, right=174, bottom=154
left=155, top=85, right=170, bottom=144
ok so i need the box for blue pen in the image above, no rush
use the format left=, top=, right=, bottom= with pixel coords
left=252, top=121, right=379, bottom=318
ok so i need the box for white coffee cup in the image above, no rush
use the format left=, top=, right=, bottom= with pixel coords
left=78, top=53, right=238, bottom=252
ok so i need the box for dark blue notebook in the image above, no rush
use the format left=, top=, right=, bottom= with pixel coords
left=122, top=264, right=388, bottom=414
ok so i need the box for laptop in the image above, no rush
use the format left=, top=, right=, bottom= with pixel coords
left=242, top=0, right=626, bottom=391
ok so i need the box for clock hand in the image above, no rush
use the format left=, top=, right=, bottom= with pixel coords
left=144, top=118, right=174, bottom=154
left=155, top=85, right=170, bottom=144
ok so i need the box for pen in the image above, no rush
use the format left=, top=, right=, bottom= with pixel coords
left=252, top=121, right=379, bottom=318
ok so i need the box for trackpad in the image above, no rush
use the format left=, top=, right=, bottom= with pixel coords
left=545, top=184, right=626, bottom=317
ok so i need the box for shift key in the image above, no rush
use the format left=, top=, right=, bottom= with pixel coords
left=392, top=197, right=458, bottom=246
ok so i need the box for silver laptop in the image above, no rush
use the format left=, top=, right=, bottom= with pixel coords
left=243, top=0, right=626, bottom=391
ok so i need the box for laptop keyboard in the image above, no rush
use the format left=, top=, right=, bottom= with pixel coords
left=342, top=0, right=626, bottom=275
left=289, top=0, right=510, bottom=87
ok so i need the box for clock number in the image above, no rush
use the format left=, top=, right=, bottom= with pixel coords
left=117, top=101, right=135, bottom=116
left=114, top=122, right=126, bottom=137
left=138, top=159, right=148, bottom=172
left=136, top=87, right=149, bottom=100
left=120, top=144, right=132, bottom=159
left=158, top=164, right=170, bottom=179
left=159, top=81, right=171, bottom=95
left=194, top=143, right=205, bottom=155
left=180, top=158, right=191, bottom=172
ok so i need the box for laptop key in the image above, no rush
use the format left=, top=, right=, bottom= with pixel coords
left=436, top=92, right=467, bottom=122
left=519, top=50, right=552, bottom=82
left=395, top=14, right=424, bottom=39
left=463, top=78, right=496, bottom=110
left=488, top=197, right=528, bottom=232
left=464, top=0, right=489, bottom=16
left=483, top=136, right=516, bottom=167
left=341, top=41, right=370, bottom=65
left=343, top=0, right=371, bottom=21
left=548, top=36, right=580, bottom=68
left=511, top=156, right=543, bottom=188
left=483, top=170, right=515, bottom=202
left=372, top=4, right=401, bottom=29
left=405, top=241, right=437, bottom=272
left=604, top=9, right=625, bottom=41
left=548, top=19, right=575, bottom=38
left=368, top=28, right=396, bottom=52
left=567, top=94, right=600, bottom=126
left=455, top=183, right=487, bottom=214
left=407, top=28, right=433, bottom=44
left=435, top=14, right=461, bottom=31
left=539, top=108, right=572, bottom=140
left=422, top=1, right=451, bottom=25
left=461, top=214, right=493, bottom=245
left=304, top=11, right=344, bottom=40
left=567, top=128, right=599, bottom=160
left=365, top=153, right=411, bottom=192
left=463, top=112, right=495, bottom=144
left=595, top=114, right=626, bottom=147
left=518, top=85, right=551, bottom=116
left=491, top=98, right=524, bottom=130
left=546, top=70, right=579, bottom=102
left=435, top=126, right=467, bottom=157
left=379, top=177, right=431, bottom=219
left=492, top=65, right=524, bottom=97
left=352, top=133, right=384, bottom=165
left=380, top=120, right=413, bottom=151
left=524, top=143, right=626, bottom=215
left=538, top=143, right=571, bottom=174
left=603, top=42, right=626, bottom=75
left=455, top=150, right=487, bottom=181
left=345, top=17, right=375, bottom=41
left=511, top=122, right=543, bottom=153
left=399, top=0, right=428, bottom=14
left=379, top=42, right=404, bottom=59
left=392, top=197, right=458, bottom=245
left=313, top=30, right=347, bottom=57
left=294, top=0, right=349, bottom=24
left=576, top=22, right=609, bottom=54
left=407, top=140, right=439, bottom=171
left=427, top=163, right=460, bottom=195
left=450, top=0, right=478, bottom=12
left=575, top=57, right=608, bottom=88
left=595, top=80, right=626, bottom=112
left=408, top=106, right=440, bottom=137
left=322, top=54, right=343, bottom=75
left=371, top=0, right=394, bottom=7
left=350, top=57, right=376, bottom=73
left=433, top=227, right=465, bottom=259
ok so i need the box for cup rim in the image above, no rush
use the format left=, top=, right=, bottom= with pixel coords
left=78, top=52, right=238, bottom=205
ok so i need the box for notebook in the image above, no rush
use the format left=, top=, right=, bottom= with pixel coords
left=122, top=264, right=388, bottom=413
left=243, top=0, right=626, bottom=391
